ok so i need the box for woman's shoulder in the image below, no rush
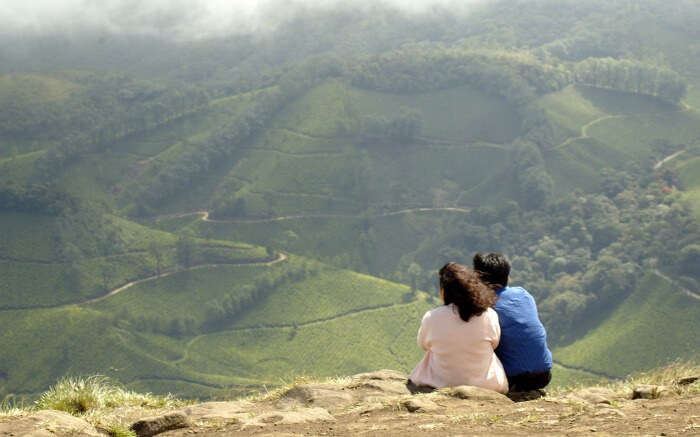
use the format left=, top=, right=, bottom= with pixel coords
left=423, top=304, right=458, bottom=321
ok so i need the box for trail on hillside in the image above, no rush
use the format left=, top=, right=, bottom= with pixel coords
left=155, top=206, right=472, bottom=225
left=653, top=269, right=700, bottom=301
left=0, top=253, right=288, bottom=312
left=552, top=359, right=621, bottom=380
left=77, top=253, right=288, bottom=307
left=653, top=149, right=687, bottom=170
left=554, top=115, right=623, bottom=150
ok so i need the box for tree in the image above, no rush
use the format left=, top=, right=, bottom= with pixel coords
left=679, top=244, right=700, bottom=277
left=101, top=263, right=116, bottom=292
left=149, top=242, right=164, bottom=276
left=407, top=262, right=423, bottom=291
left=176, top=232, right=197, bottom=269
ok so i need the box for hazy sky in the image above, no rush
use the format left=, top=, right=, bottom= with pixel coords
left=0, top=0, right=478, bottom=40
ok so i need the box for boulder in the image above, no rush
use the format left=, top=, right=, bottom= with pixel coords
left=437, top=386, right=513, bottom=403
left=0, top=410, right=101, bottom=437
left=632, top=385, right=673, bottom=400
left=130, top=412, right=189, bottom=436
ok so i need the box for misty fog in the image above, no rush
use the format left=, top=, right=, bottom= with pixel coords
left=0, top=0, right=481, bottom=40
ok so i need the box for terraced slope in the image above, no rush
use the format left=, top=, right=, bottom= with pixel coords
left=554, top=272, right=700, bottom=378
left=0, top=252, right=432, bottom=401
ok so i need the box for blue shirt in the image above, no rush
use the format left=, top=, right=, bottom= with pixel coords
left=493, top=286, right=552, bottom=376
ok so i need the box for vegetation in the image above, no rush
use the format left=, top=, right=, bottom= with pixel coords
left=35, top=375, right=182, bottom=415
left=0, top=0, right=699, bottom=400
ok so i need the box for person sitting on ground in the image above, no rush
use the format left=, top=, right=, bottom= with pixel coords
left=409, top=262, right=508, bottom=393
left=473, top=252, right=552, bottom=392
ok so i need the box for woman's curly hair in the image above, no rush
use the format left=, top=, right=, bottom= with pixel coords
left=439, top=262, right=497, bottom=322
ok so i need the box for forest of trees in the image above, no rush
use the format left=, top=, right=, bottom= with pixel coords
left=0, top=183, right=76, bottom=216
left=347, top=47, right=571, bottom=105
left=573, top=58, right=687, bottom=104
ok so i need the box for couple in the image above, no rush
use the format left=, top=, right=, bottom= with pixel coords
left=409, top=253, right=552, bottom=394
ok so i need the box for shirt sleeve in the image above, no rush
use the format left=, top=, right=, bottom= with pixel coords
left=416, top=310, right=431, bottom=351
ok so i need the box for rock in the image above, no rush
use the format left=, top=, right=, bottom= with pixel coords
left=347, top=379, right=412, bottom=397
left=677, top=375, right=699, bottom=386
left=566, top=387, right=620, bottom=404
left=400, top=397, right=439, bottom=413
left=130, top=412, right=189, bottom=436
left=180, top=401, right=252, bottom=422
left=437, top=386, right=513, bottom=403
left=280, top=383, right=354, bottom=410
left=632, top=385, right=673, bottom=400
left=0, top=410, right=102, bottom=437
left=249, top=407, right=335, bottom=427
left=352, top=370, right=408, bottom=382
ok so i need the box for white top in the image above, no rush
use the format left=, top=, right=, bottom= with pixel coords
left=409, top=304, right=508, bottom=393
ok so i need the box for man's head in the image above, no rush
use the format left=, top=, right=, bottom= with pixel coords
left=472, top=252, right=510, bottom=290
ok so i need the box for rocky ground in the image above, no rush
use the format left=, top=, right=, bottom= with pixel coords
left=1, top=370, right=698, bottom=436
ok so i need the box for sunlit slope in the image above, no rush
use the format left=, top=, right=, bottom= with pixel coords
left=0, top=256, right=431, bottom=400
left=352, top=85, right=522, bottom=144
left=553, top=272, right=700, bottom=378
left=209, top=80, right=515, bottom=218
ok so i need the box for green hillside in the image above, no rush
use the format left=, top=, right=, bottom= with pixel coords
left=0, top=255, right=432, bottom=401
left=554, top=273, right=700, bottom=378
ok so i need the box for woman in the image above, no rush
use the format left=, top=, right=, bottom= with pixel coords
left=409, top=262, right=508, bottom=393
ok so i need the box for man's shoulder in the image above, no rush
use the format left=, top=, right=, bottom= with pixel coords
left=497, top=286, right=532, bottom=301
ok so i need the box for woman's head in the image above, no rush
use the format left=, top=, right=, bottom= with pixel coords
left=439, top=262, right=497, bottom=322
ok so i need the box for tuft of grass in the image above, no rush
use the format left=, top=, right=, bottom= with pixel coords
left=105, top=423, right=137, bottom=437
left=0, top=399, right=27, bottom=418
left=35, top=375, right=184, bottom=416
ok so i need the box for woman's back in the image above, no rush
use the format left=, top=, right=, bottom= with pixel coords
left=410, top=304, right=508, bottom=393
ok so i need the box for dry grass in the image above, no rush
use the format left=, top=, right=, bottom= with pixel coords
left=246, top=374, right=353, bottom=402
left=35, top=375, right=184, bottom=415
left=610, top=361, right=700, bottom=395
left=551, top=361, right=699, bottom=398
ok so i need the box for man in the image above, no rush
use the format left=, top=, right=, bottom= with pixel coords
left=473, top=252, right=552, bottom=391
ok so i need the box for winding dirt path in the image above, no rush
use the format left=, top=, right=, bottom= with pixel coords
left=552, top=359, right=621, bottom=380
left=555, top=115, right=624, bottom=150
left=653, top=149, right=687, bottom=170
left=154, top=206, right=472, bottom=225
left=0, top=253, right=288, bottom=312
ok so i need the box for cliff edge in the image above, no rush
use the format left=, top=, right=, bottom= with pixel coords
left=1, top=367, right=698, bottom=436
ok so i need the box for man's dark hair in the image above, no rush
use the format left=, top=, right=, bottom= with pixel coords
left=472, top=253, right=511, bottom=290
left=439, top=262, right=496, bottom=322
